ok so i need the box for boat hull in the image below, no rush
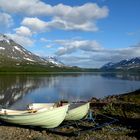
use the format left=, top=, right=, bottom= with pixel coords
left=65, top=102, right=90, bottom=121
left=28, top=102, right=90, bottom=121
left=0, top=104, right=69, bottom=128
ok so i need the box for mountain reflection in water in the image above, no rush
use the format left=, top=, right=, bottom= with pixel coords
left=0, top=73, right=140, bottom=109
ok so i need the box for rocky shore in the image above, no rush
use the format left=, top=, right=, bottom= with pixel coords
left=0, top=89, right=140, bottom=140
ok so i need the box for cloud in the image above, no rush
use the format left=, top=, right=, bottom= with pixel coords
left=0, top=0, right=52, bottom=15
left=45, top=3, right=108, bottom=31
left=6, top=25, right=34, bottom=47
left=15, top=26, right=32, bottom=36
left=54, top=39, right=102, bottom=56
left=89, top=42, right=140, bottom=64
left=0, top=0, right=109, bottom=31
left=0, top=12, right=13, bottom=28
left=6, top=33, right=34, bottom=47
left=0, top=1, right=108, bottom=17
left=52, top=39, right=140, bottom=67
left=45, top=45, right=52, bottom=48
left=46, top=17, right=98, bottom=32
left=127, top=30, right=140, bottom=36
left=22, top=17, right=47, bottom=32
left=59, top=55, right=104, bottom=68
left=40, top=37, right=48, bottom=42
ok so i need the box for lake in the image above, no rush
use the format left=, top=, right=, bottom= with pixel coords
left=0, top=72, right=140, bottom=109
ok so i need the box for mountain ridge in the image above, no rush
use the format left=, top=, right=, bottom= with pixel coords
left=0, top=34, right=64, bottom=68
left=0, top=34, right=87, bottom=72
left=101, top=57, right=140, bottom=70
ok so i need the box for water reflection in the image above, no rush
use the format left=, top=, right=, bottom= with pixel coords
left=100, top=73, right=140, bottom=81
left=0, top=75, right=40, bottom=106
left=0, top=74, right=82, bottom=108
left=0, top=73, right=140, bottom=109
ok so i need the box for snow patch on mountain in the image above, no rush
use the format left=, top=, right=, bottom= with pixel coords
left=0, top=47, right=5, bottom=50
left=102, top=62, right=115, bottom=68
left=23, top=57, right=35, bottom=62
left=0, top=34, right=11, bottom=44
left=14, top=46, right=23, bottom=53
left=45, top=56, right=64, bottom=67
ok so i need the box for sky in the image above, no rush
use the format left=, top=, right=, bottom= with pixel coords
left=0, top=0, right=140, bottom=68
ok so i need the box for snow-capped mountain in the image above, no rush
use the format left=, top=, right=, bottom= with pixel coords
left=101, top=62, right=115, bottom=69
left=44, top=56, right=65, bottom=67
left=101, top=57, right=140, bottom=70
left=0, top=34, right=48, bottom=65
left=0, top=34, right=64, bottom=67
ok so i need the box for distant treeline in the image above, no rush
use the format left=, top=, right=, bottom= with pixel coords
left=0, top=65, right=99, bottom=73
left=0, top=65, right=139, bottom=74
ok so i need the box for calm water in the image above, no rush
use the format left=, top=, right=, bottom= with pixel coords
left=0, top=73, right=140, bottom=109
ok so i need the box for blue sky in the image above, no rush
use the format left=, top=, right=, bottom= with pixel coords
left=0, top=0, right=140, bottom=68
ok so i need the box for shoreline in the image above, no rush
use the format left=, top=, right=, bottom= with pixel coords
left=0, top=89, right=140, bottom=140
left=0, top=71, right=139, bottom=75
